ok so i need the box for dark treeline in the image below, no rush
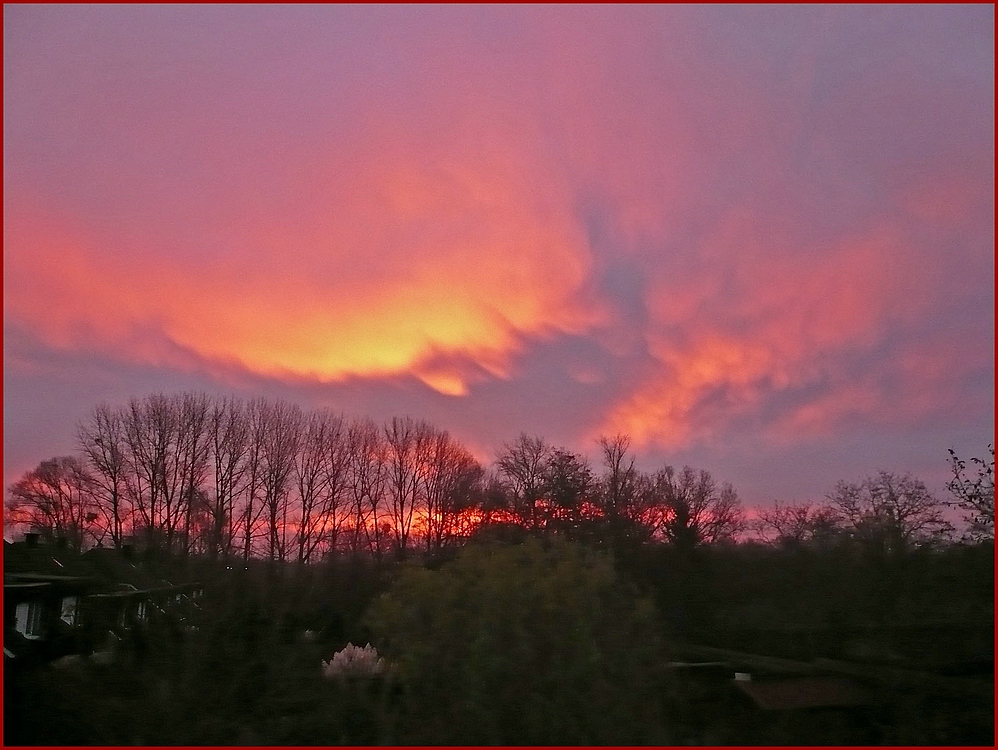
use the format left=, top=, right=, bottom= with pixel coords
left=7, top=393, right=483, bottom=560
left=5, top=392, right=747, bottom=559
left=6, top=391, right=992, bottom=561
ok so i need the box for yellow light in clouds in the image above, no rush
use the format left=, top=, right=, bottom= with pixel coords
left=416, top=372, right=469, bottom=397
left=5, top=145, right=603, bottom=396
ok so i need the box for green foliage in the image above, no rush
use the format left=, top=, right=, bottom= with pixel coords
left=5, top=539, right=992, bottom=745
left=364, top=537, right=668, bottom=745
left=4, top=558, right=401, bottom=746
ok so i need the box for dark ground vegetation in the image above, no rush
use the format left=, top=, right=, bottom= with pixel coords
left=4, top=530, right=993, bottom=746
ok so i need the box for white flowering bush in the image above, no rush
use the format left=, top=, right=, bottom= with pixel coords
left=321, top=642, right=387, bottom=681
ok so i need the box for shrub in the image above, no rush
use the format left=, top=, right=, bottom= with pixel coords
left=364, top=537, right=669, bottom=744
left=321, top=642, right=388, bottom=680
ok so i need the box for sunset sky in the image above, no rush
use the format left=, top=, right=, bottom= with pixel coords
left=4, top=5, right=994, bottom=511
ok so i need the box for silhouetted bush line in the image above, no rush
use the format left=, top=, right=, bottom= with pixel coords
left=5, top=530, right=993, bottom=745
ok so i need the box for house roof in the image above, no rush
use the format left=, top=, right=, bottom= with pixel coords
left=3, top=543, right=94, bottom=578
left=82, top=547, right=173, bottom=589
left=4, top=581, right=51, bottom=591
left=4, top=541, right=187, bottom=593
left=5, top=573, right=93, bottom=584
left=734, top=676, right=875, bottom=711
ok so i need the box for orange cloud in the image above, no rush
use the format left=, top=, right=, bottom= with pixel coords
left=4, top=4, right=990, bottom=478
left=596, top=216, right=940, bottom=448
left=5, top=14, right=631, bottom=407
left=4, top=122, right=607, bottom=396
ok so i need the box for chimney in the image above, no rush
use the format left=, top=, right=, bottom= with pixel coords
left=24, top=532, right=40, bottom=547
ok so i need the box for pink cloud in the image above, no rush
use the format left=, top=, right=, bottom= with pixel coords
left=4, top=5, right=992, bottom=501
